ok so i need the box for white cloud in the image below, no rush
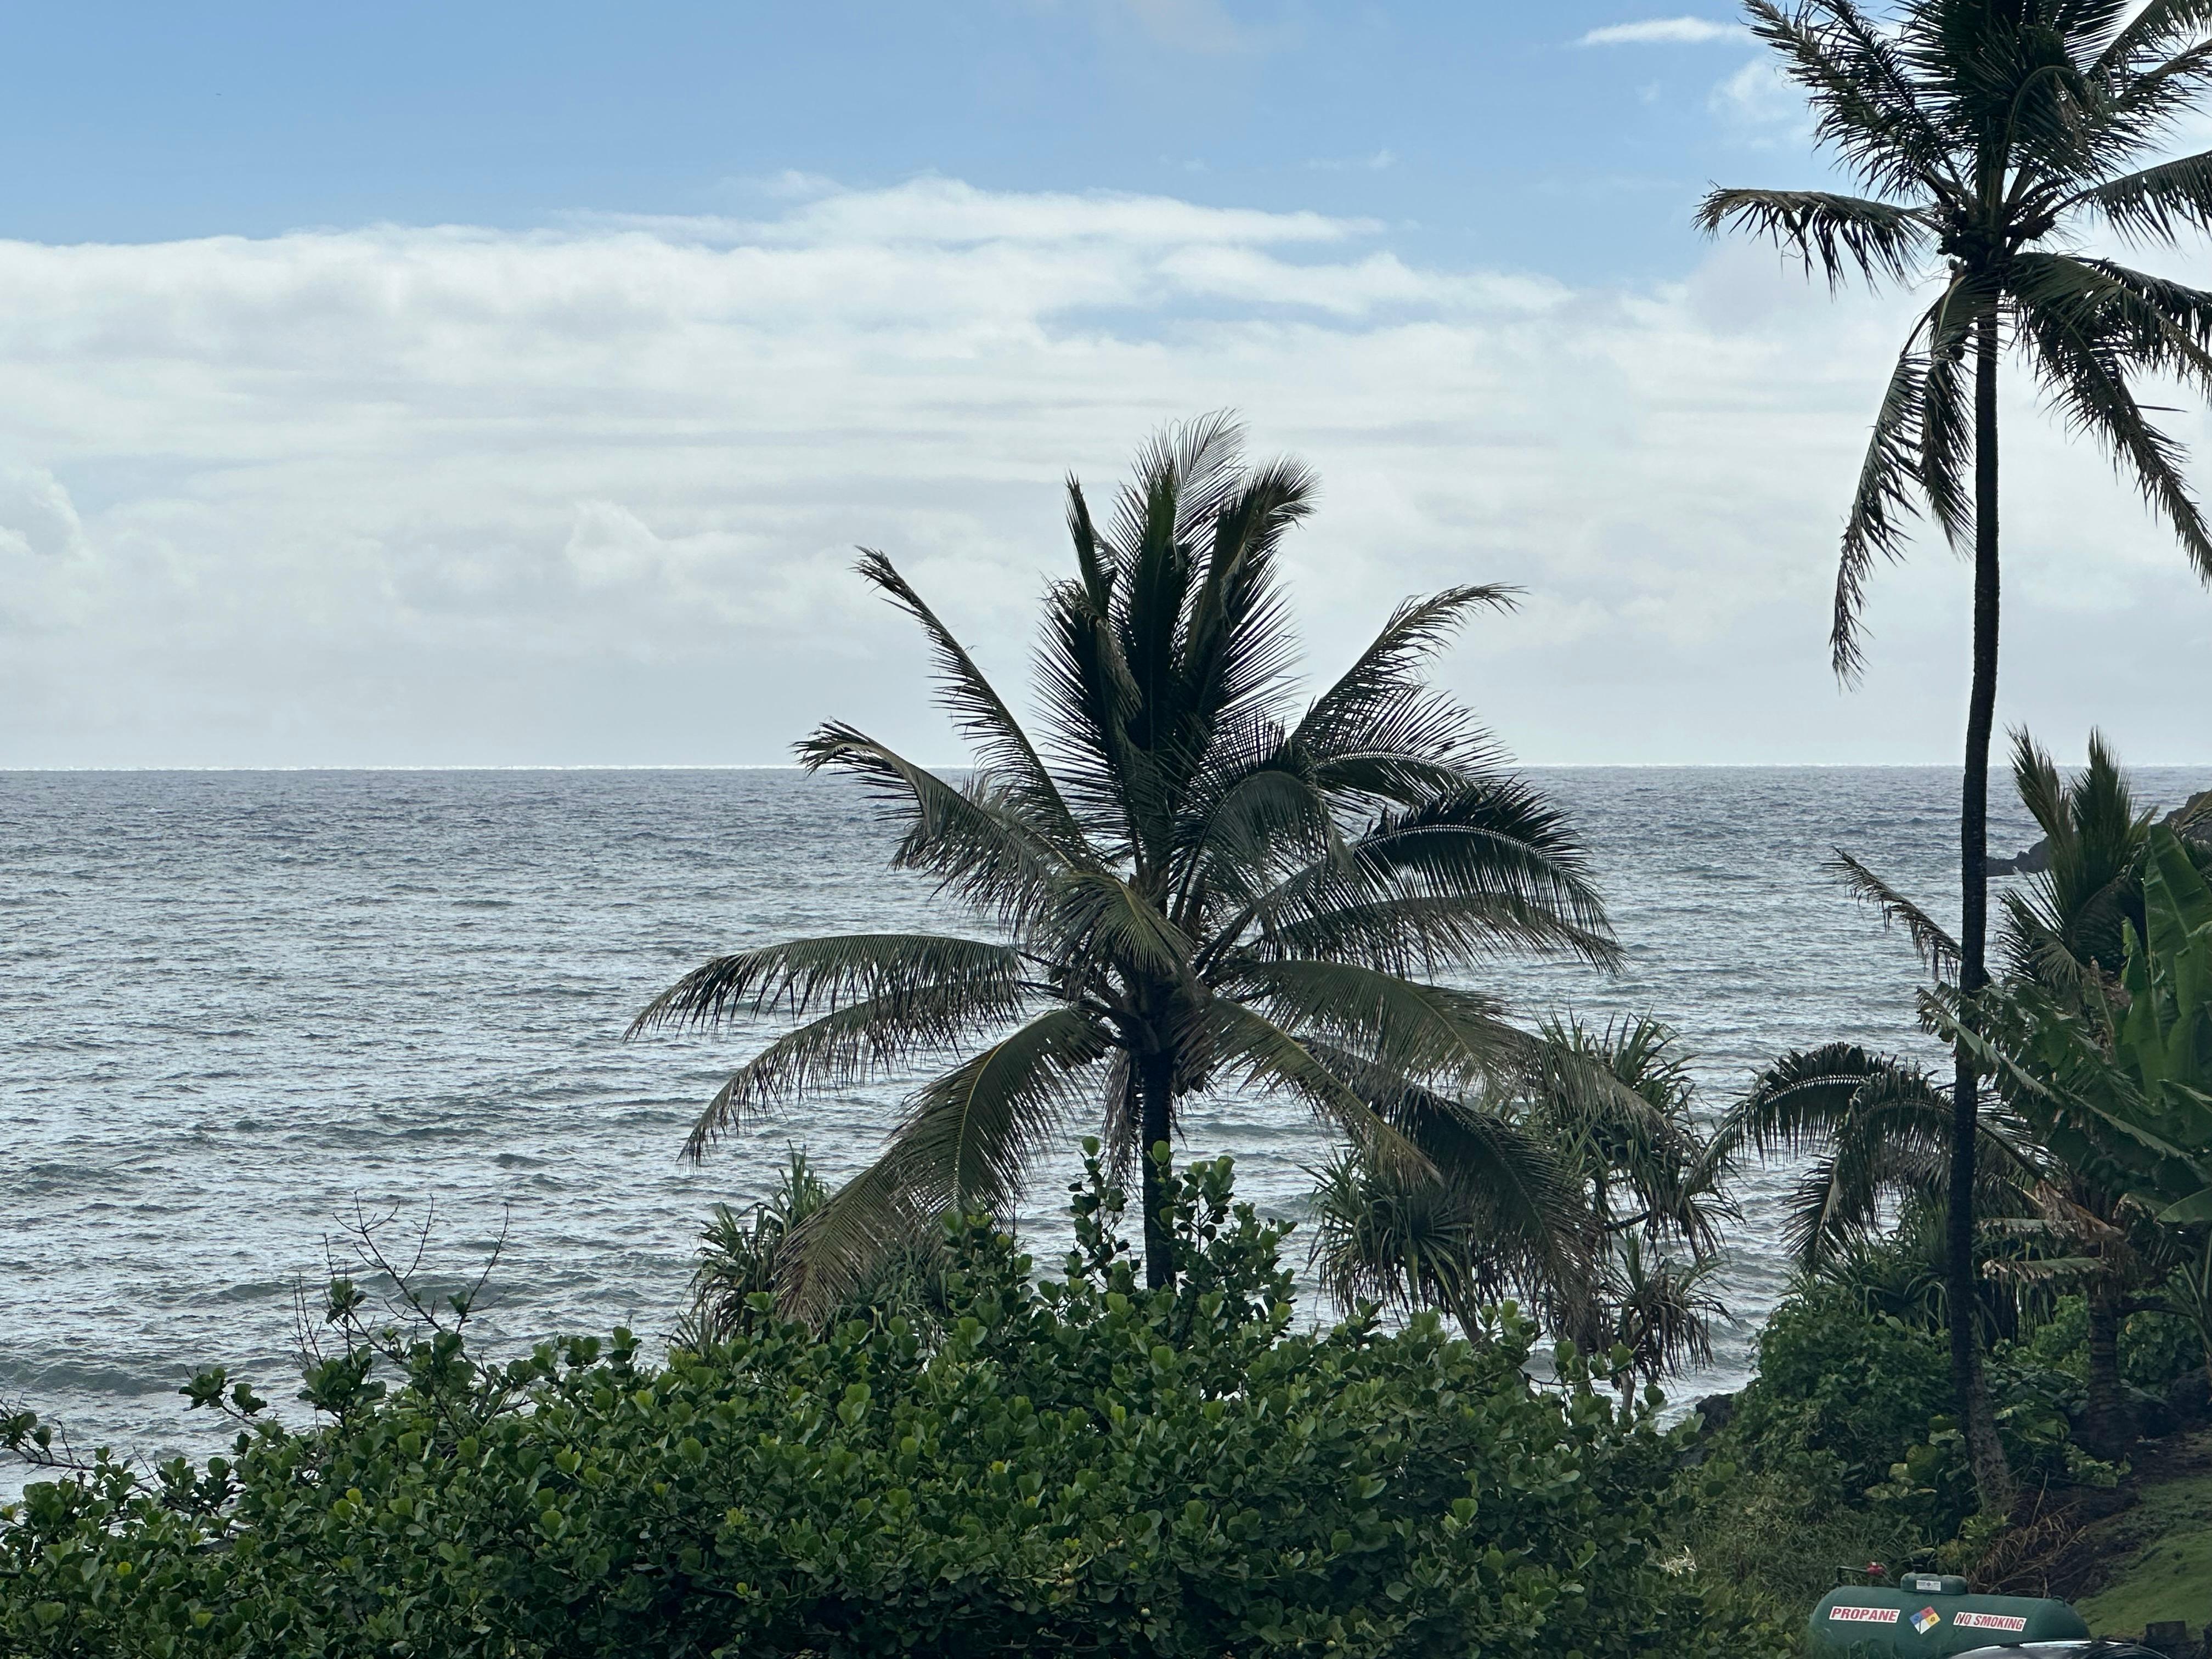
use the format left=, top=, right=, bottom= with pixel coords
left=1709, top=57, right=1805, bottom=130
left=1578, top=16, right=1750, bottom=46
left=0, top=181, right=2207, bottom=767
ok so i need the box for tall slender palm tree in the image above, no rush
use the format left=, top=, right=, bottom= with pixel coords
left=632, top=417, right=1620, bottom=1307
left=1699, top=0, right=2212, bottom=1511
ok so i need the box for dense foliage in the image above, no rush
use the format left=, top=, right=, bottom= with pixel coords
left=1678, top=1265, right=2176, bottom=1621
left=2, top=1150, right=1751, bottom=1658
left=1308, top=1015, right=1730, bottom=1393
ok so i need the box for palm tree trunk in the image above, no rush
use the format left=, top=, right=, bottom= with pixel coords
left=2082, top=1272, right=2129, bottom=1458
left=1951, top=304, right=2015, bottom=1516
left=1138, top=1053, right=1176, bottom=1290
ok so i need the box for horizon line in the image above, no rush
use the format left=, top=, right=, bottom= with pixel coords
left=8, top=760, right=2211, bottom=776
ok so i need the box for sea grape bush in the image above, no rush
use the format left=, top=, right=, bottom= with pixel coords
left=2, top=1147, right=1750, bottom=1657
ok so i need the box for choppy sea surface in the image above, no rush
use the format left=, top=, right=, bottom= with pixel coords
left=4, top=765, right=2205, bottom=1491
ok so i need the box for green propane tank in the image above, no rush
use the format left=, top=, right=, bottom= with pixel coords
left=1805, top=1572, right=2091, bottom=1656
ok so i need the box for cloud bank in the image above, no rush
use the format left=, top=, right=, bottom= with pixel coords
left=1, top=177, right=2207, bottom=768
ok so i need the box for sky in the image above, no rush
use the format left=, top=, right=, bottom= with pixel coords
left=2, top=1, right=2208, bottom=768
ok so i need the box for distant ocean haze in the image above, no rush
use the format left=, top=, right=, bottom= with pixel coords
left=4, top=765, right=2200, bottom=1489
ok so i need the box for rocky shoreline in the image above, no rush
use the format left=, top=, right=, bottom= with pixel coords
left=1990, top=788, right=2212, bottom=876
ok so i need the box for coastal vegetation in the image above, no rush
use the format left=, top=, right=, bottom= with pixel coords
left=8, top=1, right=2212, bottom=1653
left=1700, top=0, right=2212, bottom=1516
left=0, top=1153, right=1760, bottom=1658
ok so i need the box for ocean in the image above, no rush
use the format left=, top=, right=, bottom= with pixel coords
left=5, top=765, right=2203, bottom=1490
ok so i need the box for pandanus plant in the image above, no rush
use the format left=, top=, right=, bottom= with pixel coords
left=633, top=417, right=1622, bottom=1308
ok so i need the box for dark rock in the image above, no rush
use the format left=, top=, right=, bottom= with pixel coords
left=2169, top=789, right=2212, bottom=848
left=1693, top=1392, right=1735, bottom=1436
left=1988, top=786, right=2209, bottom=877
left=2142, top=1620, right=2190, bottom=1658
left=2135, top=1391, right=2180, bottom=1442
left=1990, top=838, right=2052, bottom=876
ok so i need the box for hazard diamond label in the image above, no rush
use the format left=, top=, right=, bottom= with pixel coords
left=1954, top=1613, right=2028, bottom=1632
left=1828, top=1606, right=1900, bottom=1623
left=1911, top=1606, right=1942, bottom=1634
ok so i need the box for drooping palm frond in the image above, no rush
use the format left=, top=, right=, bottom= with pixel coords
left=1714, top=1041, right=2041, bottom=1266
left=675, top=983, right=1032, bottom=1161
left=2071, top=146, right=2212, bottom=239
left=2015, top=270, right=2212, bottom=581
left=1826, top=848, right=1962, bottom=978
left=773, top=1008, right=1113, bottom=1318
left=1192, top=998, right=1430, bottom=1177
left=630, top=933, right=1026, bottom=1035
left=795, top=725, right=1073, bottom=919
left=1831, top=282, right=1980, bottom=677
left=1694, top=188, right=1931, bottom=286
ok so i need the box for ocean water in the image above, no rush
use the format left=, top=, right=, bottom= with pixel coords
left=4, top=765, right=2204, bottom=1489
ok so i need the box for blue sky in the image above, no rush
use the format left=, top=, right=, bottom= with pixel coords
left=1, top=3, right=2208, bottom=769
left=7, top=4, right=1782, bottom=275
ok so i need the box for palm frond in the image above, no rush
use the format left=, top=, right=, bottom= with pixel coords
left=773, top=1008, right=1111, bottom=1317
left=1177, top=454, right=1315, bottom=742
left=629, top=933, right=1025, bottom=1034
left=1034, top=577, right=1146, bottom=861
left=1832, top=284, right=1977, bottom=679
left=1742, top=0, right=1956, bottom=199
left=1253, top=891, right=1617, bottom=980
left=2017, top=287, right=2212, bottom=583
left=675, top=981, right=1033, bottom=1160
left=1042, top=869, right=1192, bottom=984
left=1229, top=778, right=1620, bottom=972
left=797, top=723, right=1073, bottom=917
left=1694, top=187, right=1931, bottom=287
left=1827, top=847, right=1962, bottom=977
left=1221, top=956, right=1529, bottom=1094
left=2095, top=0, right=2212, bottom=71
left=1711, top=1041, right=1949, bottom=1164
left=2013, top=252, right=2212, bottom=393
left=853, top=551, right=1090, bottom=859
left=2069, top=145, right=2212, bottom=241
left=1197, top=998, right=1431, bottom=1176
left=1291, top=585, right=1516, bottom=769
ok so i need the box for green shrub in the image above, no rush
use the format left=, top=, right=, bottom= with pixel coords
left=2016, top=1295, right=2203, bottom=1395
left=1726, top=1289, right=1957, bottom=1503
left=2, top=1147, right=1751, bottom=1658
left=1702, top=1281, right=2121, bottom=1582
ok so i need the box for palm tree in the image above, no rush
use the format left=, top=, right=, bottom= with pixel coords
left=1710, top=1040, right=2043, bottom=1275
left=1310, top=1015, right=1732, bottom=1391
left=2004, top=728, right=2212, bottom=997
left=1699, top=0, right=2212, bottom=1511
left=631, top=417, right=1620, bottom=1307
left=1723, top=733, right=2209, bottom=1453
